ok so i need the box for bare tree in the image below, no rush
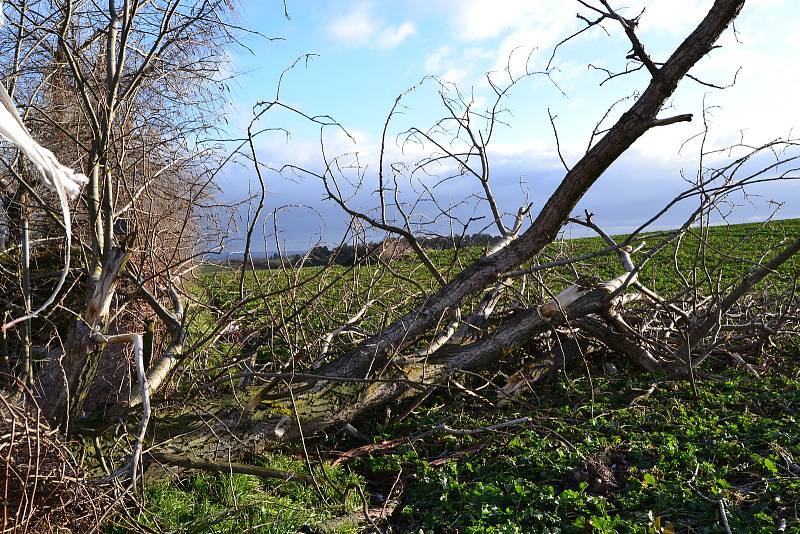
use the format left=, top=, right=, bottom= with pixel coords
left=0, top=0, right=238, bottom=440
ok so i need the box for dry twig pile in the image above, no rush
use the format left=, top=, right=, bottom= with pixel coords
left=0, top=387, right=103, bottom=533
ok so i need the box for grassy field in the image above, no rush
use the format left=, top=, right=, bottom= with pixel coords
left=129, top=219, right=800, bottom=533
left=202, top=217, right=800, bottom=329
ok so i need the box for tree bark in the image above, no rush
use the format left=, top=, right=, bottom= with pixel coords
left=41, top=235, right=136, bottom=426
left=146, top=274, right=632, bottom=459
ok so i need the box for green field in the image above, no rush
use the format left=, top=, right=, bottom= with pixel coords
left=129, top=219, right=800, bottom=533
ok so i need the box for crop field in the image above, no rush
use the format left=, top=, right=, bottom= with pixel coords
left=128, top=219, right=800, bottom=533
left=198, top=218, right=800, bottom=349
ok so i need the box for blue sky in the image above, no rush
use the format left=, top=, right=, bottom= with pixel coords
left=216, top=0, right=800, bottom=253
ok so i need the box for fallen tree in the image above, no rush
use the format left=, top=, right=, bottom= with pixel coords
left=132, top=0, right=800, bottom=462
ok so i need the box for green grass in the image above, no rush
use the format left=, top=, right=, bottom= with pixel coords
left=110, top=454, right=365, bottom=533
left=202, top=218, right=800, bottom=331
left=191, top=219, right=800, bottom=384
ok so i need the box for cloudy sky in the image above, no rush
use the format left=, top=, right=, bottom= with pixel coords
left=216, top=0, right=799, bottom=253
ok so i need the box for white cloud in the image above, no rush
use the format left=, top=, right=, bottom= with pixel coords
left=379, top=21, right=417, bottom=48
left=423, top=46, right=471, bottom=84
left=424, top=46, right=452, bottom=72
left=423, top=45, right=496, bottom=88
left=327, top=7, right=374, bottom=46
left=439, top=0, right=800, bottom=161
left=442, top=1, right=582, bottom=84
left=635, top=0, right=709, bottom=36
left=453, top=0, right=544, bottom=41
left=453, top=0, right=577, bottom=43
left=629, top=2, right=800, bottom=162
left=439, top=67, right=468, bottom=85
left=327, top=3, right=416, bottom=49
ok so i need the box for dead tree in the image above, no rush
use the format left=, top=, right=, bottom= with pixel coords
left=233, top=0, right=750, bottom=438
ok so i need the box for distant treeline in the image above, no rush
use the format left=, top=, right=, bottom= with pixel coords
left=226, top=234, right=504, bottom=269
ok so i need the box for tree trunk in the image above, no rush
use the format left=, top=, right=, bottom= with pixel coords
left=41, top=235, right=135, bottom=426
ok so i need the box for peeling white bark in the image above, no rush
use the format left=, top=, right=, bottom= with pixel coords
left=540, top=268, right=637, bottom=319
left=539, top=285, right=590, bottom=318
left=128, top=342, right=181, bottom=407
